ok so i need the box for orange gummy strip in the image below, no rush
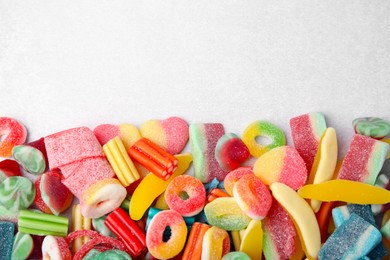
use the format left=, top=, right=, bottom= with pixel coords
left=207, top=188, right=230, bottom=203
left=128, top=147, right=167, bottom=178
left=135, top=138, right=176, bottom=169
left=182, top=222, right=210, bottom=260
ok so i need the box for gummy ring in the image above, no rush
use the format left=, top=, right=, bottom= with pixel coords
left=242, top=120, right=286, bottom=158
left=233, top=174, right=272, bottom=220
left=80, top=178, right=127, bottom=219
left=146, top=210, right=187, bottom=259
left=165, top=175, right=206, bottom=217
left=0, top=117, right=27, bottom=157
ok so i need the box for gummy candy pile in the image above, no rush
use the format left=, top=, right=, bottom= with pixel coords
left=0, top=114, right=390, bottom=260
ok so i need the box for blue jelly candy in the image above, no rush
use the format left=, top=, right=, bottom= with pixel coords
left=0, top=221, right=15, bottom=260
left=319, top=214, right=382, bottom=259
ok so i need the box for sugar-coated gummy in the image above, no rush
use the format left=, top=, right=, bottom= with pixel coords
left=242, top=120, right=286, bottom=158
left=337, top=134, right=389, bottom=185
left=189, top=123, right=226, bottom=183
left=332, top=204, right=387, bottom=259
left=221, top=251, right=251, bottom=260
left=263, top=199, right=296, bottom=260
left=318, top=214, right=382, bottom=260
left=0, top=221, right=15, bottom=260
left=290, top=112, right=327, bottom=172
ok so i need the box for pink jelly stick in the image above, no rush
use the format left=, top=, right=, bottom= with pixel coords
left=290, top=113, right=327, bottom=172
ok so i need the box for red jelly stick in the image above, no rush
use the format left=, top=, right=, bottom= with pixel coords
left=105, top=208, right=146, bottom=258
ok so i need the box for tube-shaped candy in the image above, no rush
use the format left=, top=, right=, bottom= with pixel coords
left=18, top=210, right=68, bottom=237
left=128, top=138, right=178, bottom=181
left=182, top=222, right=210, bottom=260
left=105, top=208, right=146, bottom=258
left=103, top=136, right=140, bottom=187
left=71, top=204, right=92, bottom=253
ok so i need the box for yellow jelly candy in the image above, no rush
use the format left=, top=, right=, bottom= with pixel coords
left=202, top=226, right=229, bottom=260
left=298, top=179, right=390, bottom=204
left=103, top=136, right=140, bottom=187
left=240, top=219, right=263, bottom=260
left=307, top=127, right=338, bottom=212
left=270, top=182, right=321, bottom=260
left=129, top=153, right=192, bottom=220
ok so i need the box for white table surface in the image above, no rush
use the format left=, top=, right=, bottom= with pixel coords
left=1, top=1, right=389, bottom=157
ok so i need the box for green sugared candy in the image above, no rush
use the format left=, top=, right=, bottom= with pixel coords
left=12, top=145, right=46, bottom=175
left=11, top=232, right=33, bottom=260
left=0, top=176, right=35, bottom=212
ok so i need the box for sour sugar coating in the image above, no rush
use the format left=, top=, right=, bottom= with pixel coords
left=34, top=171, right=73, bottom=215
left=201, top=226, right=230, bottom=260
left=0, top=117, right=27, bottom=158
left=337, top=134, right=389, bottom=185
left=60, top=157, right=115, bottom=198
left=0, top=176, right=35, bottom=212
left=318, top=214, right=382, bottom=260
left=44, top=127, right=104, bottom=170
left=41, top=236, right=71, bottom=260
left=105, top=208, right=146, bottom=258
left=80, top=178, right=127, bottom=219
left=145, top=207, right=195, bottom=233
left=0, top=159, right=21, bottom=182
left=0, top=221, right=15, bottom=260
left=353, top=117, right=390, bottom=139
left=290, top=112, right=327, bottom=172
left=254, top=146, right=307, bottom=190
left=242, top=120, right=286, bottom=158
left=165, top=175, right=206, bottom=217
left=94, top=123, right=141, bottom=149
left=189, top=123, right=226, bottom=183
left=204, top=197, right=251, bottom=231
left=146, top=210, right=187, bottom=259
left=215, top=133, right=250, bottom=172
left=11, top=232, right=34, bottom=260
left=12, top=144, right=46, bottom=175
left=332, top=204, right=387, bottom=259
left=263, top=199, right=296, bottom=260
left=233, top=174, right=272, bottom=220
left=223, top=166, right=253, bottom=196
left=140, top=116, right=189, bottom=155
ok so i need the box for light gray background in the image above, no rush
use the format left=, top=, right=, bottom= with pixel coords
left=1, top=1, right=389, bottom=156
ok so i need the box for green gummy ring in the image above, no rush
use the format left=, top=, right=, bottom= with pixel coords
left=242, top=120, right=286, bottom=158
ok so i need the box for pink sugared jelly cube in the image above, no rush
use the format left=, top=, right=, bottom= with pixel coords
left=45, top=127, right=104, bottom=170
left=337, top=134, right=389, bottom=185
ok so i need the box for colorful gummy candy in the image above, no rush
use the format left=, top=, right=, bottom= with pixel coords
left=0, top=114, right=390, bottom=259
left=0, top=117, right=27, bottom=158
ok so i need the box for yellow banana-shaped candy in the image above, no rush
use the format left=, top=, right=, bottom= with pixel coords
left=270, top=182, right=321, bottom=260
